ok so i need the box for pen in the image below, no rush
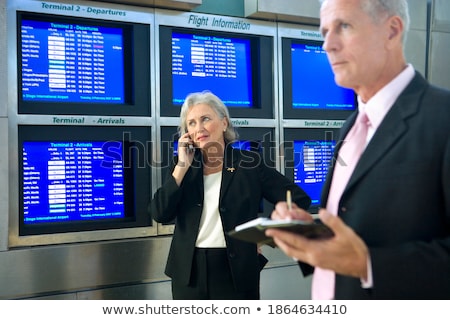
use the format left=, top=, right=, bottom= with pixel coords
left=286, top=190, right=292, bottom=211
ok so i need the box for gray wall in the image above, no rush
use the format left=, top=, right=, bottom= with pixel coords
left=428, top=0, right=450, bottom=90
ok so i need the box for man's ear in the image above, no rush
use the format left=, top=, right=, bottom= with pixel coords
left=387, top=15, right=404, bottom=42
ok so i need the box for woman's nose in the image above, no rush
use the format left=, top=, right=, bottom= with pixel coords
left=195, top=122, right=205, bottom=132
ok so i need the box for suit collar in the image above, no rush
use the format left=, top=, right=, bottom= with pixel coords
left=187, top=150, right=205, bottom=199
left=344, top=72, right=427, bottom=192
left=220, top=145, right=241, bottom=198
left=321, top=72, right=428, bottom=205
left=359, top=64, right=415, bottom=130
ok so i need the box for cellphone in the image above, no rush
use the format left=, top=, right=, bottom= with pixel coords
left=181, top=132, right=194, bottom=153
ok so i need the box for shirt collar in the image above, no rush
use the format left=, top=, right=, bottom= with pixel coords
left=358, top=64, right=415, bottom=130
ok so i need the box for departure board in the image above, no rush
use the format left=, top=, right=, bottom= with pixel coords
left=293, top=140, right=336, bottom=206
left=171, top=31, right=253, bottom=107
left=291, top=43, right=354, bottom=110
left=20, top=19, right=125, bottom=103
left=22, top=141, right=126, bottom=224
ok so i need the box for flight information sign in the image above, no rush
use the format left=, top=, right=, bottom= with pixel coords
left=171, top=31, right=253, bottom=107
left=20, top=19, right=125, bottom=103
left=22, top=141, right=126, bottom=224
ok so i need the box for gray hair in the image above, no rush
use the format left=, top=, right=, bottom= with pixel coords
left=178, top=91, right=238, bottom=143
left=319, top=0, right=410, bottom=44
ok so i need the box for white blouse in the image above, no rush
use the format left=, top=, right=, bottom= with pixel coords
left=195, top=171, right=226, bottom=248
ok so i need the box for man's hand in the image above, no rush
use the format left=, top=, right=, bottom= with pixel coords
left=266, top=208, right=369, bottom=280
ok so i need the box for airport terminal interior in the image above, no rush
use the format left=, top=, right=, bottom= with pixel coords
left=0, top=0, right=449, bottom=299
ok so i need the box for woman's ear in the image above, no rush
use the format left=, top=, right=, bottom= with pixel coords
left=222, top=117, right=229, bottom=132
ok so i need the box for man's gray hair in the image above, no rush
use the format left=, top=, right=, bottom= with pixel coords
left=319, top=0, right=410, bottom=44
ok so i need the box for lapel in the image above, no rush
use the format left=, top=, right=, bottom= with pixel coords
left=188, top=146, right=239, bottom=203
left=188, top=151, right=205, bottom=201
left=343, top=72, right=427, bottom=194
left=220, top=145, right=240, bottom=201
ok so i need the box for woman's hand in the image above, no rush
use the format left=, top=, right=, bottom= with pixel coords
left=172, top=132, right=195, bottom=185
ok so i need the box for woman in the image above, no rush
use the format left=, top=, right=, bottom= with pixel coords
left=149, top=91, right=311, bottom=299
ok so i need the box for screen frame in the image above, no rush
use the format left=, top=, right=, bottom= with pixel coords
left=18, top=125, right=152, bottom=236
left=17, top=11, right=151, bottom=116
left=281, top=37, right=357, bottom=120
left=283, top=128, right=340, bottom=213
left=159, top=26, right=274, bottom=119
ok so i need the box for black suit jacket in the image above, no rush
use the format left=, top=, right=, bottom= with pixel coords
left=150, top=145, right=311, bottom=292
left=304, top=72, right=450, bottom=299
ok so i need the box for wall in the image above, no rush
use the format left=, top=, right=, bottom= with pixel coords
left=428, top=0, right=450, bottom=90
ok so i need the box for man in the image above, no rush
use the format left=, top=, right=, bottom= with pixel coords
left=266, top=0, right=450, bottom=299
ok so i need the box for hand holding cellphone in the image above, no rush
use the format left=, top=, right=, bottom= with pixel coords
left=179, top=132, right=195, bottom=154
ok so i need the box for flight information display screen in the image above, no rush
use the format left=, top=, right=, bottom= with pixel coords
left=20, top=18, right=125, bottom=103
left=291, top=43, right=354, bottom=110
left=293, top=140, right=336, bottom=207
left=171, top=31, right=253, bottom=107
left=22, top=141, right=126, bottom=224
left=231, top=140, right=261, bottom=152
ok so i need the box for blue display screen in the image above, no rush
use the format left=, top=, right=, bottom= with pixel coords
left=231, top=140, right=261, bottom=152
left=171, top=32, right=253, bottom=107
left=291, top=43, right=354, bottom=110
left=172, top=140, right=261, bottom=155
left=293, top=140, right=335, bottom=206
left=20, top=19, right=125, bottom=103
left=22, top=141, right=126, bottom=224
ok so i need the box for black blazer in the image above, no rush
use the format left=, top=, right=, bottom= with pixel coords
left=150, top=145, right=311, bottom=292
left=302, top=72, right=450, bottom=299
